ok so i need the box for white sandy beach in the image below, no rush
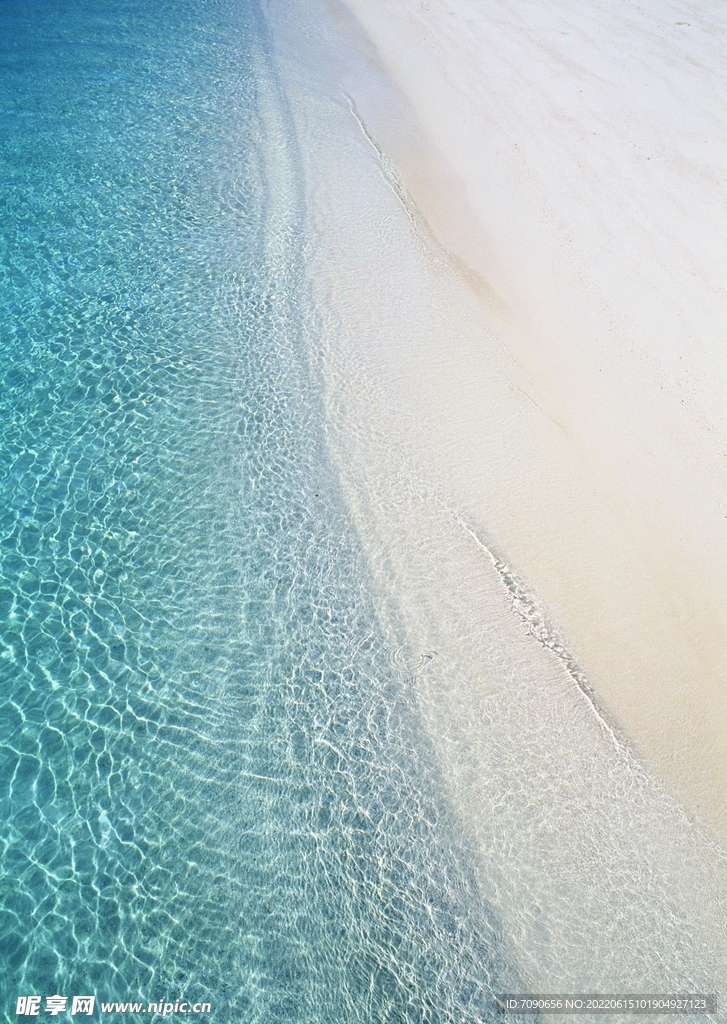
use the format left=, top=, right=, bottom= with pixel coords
left=332, top=0, right=727, bottom=841
left=263, top=0, right=727, bottom=1001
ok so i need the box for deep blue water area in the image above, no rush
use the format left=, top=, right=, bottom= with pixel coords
left=0, top=0, right=521, bottom=1020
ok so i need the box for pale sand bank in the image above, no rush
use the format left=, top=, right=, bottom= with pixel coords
left=316, top=0, right=727, bottom=837
left=262, top=0, right=727, bottom=999
left=337, top=0, right=727, bottom=842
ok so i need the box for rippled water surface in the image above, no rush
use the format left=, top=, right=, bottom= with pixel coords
left=0, top=1, right=521, bottom=1020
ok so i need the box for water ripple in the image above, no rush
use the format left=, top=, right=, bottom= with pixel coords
left=0, top=0, right=525, bottom=1020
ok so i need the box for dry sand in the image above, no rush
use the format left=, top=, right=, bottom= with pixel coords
left=336, top=0, right=727, bottom=843
left=262, top=0, right=727, bottom=1000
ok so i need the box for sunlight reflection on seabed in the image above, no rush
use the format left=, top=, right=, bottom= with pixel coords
left=0, top=0, right=533, bottom=1021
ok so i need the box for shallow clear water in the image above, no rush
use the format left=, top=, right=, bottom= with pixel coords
left=0, top=1, right=523, bottom=1020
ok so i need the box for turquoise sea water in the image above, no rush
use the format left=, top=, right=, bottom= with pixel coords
left=0, top=0, right=525, bottom=1021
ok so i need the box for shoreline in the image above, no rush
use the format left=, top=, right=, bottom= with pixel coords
left=262, top=0, right=727, bottom=998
